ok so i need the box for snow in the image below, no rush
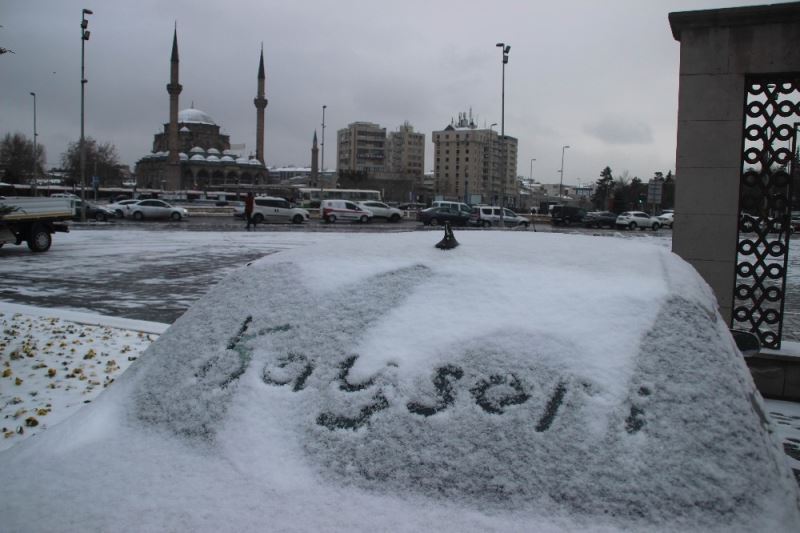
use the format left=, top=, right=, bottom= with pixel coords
left=0, top=231, right=798, bottom=532
left=0, top=302, right=159, bottom=452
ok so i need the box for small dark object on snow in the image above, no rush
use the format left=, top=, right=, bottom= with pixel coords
left=435, top=222, right=459, bottom=250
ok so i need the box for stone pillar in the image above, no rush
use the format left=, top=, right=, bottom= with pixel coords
left=669, top=4, right=800, bottom=323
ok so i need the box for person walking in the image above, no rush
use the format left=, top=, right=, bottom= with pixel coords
left=245, top=191, right=255, bottom=230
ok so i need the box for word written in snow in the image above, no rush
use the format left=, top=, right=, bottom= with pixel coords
left=262, top=354, right=570, bottom=432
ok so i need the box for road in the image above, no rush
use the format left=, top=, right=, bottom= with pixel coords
left=2, top=217, right=800, bottom=344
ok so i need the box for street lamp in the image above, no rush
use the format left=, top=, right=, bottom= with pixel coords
left=79, top=8, right=93, bottom=222
left=489, top=123, right=497, bottom=131
left=496, top=42, right=510, bottom=220
left=30, top=92, right=37, bottom=192
left=559, top=145, right=570, bottom=199
left=320, top=104, right=326, bottom=207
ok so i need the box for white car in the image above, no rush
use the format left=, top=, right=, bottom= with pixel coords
left=321, top=199, right=372, bottom=223
left=250, top=196, right=309, bottom=224
left=469, top=206, right=530, bottom=227
left=106, top=199, right=140, bottom=218
left=657, top=211, right=674, bottom=228
left=616, top=211, right=661, bottom=230
left=127, top=199, right=189, bottom=221
left=357, top=201, right=403, bottom=223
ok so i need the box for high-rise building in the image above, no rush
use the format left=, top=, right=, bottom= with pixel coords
left=432, top=111, right=518, bottom=205
left=337, top=122, right=386, bottom=174
left=386, top=122, right=425, bottom=177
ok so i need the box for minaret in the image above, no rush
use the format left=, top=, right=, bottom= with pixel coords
left=254, top=45, right=268, bottom=165
left=311, top=130, right=319, bottom=185
left=166, top=25, right=182, bottom=189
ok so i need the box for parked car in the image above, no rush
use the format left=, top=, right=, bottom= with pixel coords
left=398, top=202, right=427, bottom=211
left=357, top=201, right=403, bottom=222
left=616, top=211, right=661, bottom=230
left=321, top=199, right=372, bottom=223
left=248, top=196, right=309, bottom=224
left=127, top=199, right=189, bottom=221
left=417, top=206, right=471, bottom=226
left=582, top=211, right=618, bottom=228
left=469, top=206, right=530, bottom=228
left=431, top=201, right=473, bottom=215
left=106, top=199, right=140, bottom=218
left=72, top=200, right=116, bottom=222
left=657, top=211, right=674, bottom=229
left=550, top=205, right=586, bottom=226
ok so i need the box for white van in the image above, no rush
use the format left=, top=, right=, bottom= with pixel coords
left=251, top=196, right=309, bottom=224
left=431, top=201, right=472, bottom=215
left=321, top=199, right=373, bottom=223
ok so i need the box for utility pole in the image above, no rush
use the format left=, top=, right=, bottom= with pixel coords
left=80, top=8, right=93, bottom=221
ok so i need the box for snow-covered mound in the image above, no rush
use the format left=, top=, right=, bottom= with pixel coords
left=1, top=232, right=798, bottom=532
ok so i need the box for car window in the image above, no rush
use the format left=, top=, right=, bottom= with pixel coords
left=481, top=208, right=491, bottom=215
left=345, top=202, right=358, bottom=210
left=504, top=209, right=515, bottom=217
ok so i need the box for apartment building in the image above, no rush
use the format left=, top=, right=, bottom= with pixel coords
left=432, top=111, right=518, bottom=205
left=386, top=122, right=425, bottom=178
left=337, top=122, right=387, bottom=174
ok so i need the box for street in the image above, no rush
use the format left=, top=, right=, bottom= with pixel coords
left=2, top=218, right=800, bottom=344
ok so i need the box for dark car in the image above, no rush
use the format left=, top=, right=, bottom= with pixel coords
left=550, top=205, right=586, bottom=226
left=417, top=206, right=470, bottom=226
left=398, top=202, right=427, bottom=211
left=72, top=200, right=116, bottom=222
left=582, top=211, right=618, bottom=228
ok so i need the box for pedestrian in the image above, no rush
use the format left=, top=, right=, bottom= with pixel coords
left=245, top=191, right=255, bottom=230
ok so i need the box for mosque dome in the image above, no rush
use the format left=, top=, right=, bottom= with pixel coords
left=178, top=108, right=216, bottom=125
left=189, top=146, right=205, bottom=154
left=207, top=148, right=221, bottom=155
left=179, top=153, right=188, bottom=161
left=220, top=155, right=235, bottom=163
left=248, top=158, right=262, bottom=166
left=190, top=154, right=206, bottom=162
left=236, top=157, right=249, bottom=165
left=206, top=155, right=220, bottom=163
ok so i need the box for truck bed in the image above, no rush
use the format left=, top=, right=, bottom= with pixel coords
left=0, top=197, right=75, bottom=222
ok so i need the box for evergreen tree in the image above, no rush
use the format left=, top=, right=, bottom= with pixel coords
left=591, top=166, right=614, bottom=210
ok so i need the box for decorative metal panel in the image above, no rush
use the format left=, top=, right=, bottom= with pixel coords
left=733, top=76, right=799, bottom=349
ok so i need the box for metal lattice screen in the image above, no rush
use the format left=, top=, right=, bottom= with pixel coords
left=733, top=75, right=800, bottom=349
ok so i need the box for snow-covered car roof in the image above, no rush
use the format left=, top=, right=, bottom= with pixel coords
left=1, top=232, right=798, bottom=532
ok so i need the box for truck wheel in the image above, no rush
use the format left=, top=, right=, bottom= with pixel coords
left=27, top=225, right=52, bottom=252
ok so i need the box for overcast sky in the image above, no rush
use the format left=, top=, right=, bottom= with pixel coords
left=1, top=0, right=772, bottom=186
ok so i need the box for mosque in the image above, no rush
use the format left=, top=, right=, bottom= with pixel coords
left=135, top=29, right=268, bottom=191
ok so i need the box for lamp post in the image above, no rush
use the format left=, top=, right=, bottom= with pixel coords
left=30, top=92, right=37, bottom=192
left=496, top=42, right=510, bottom=221
left=489, top=122, right=497, bottom=131
left=559, top=145, right=570, bottom=200
left=79, top=8, right=93, bottom=222
left=320, top=104, right=326, bottom=208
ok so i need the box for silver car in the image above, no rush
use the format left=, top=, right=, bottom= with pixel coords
left=127, top=199, right=189, bottom=221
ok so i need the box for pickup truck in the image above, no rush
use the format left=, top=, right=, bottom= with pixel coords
left=0, top=196, right=74, bottom=252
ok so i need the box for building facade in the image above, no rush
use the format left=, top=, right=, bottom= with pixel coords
left=135, top=30, right=267, bottom=191
left=337, top=122, right=387, bottom=175
left=432, top=112, right=518, bottom=206
left=386, top=122, right=425, bottom=178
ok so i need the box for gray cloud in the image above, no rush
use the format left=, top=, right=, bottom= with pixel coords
left=583, top=116, right=654, bottom=145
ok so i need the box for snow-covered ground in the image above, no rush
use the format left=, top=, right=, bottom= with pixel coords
left=0, top=231, right=798, bottom=532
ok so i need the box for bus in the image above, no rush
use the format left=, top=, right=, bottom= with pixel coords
left=296, top=188, right=381, bottom=208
